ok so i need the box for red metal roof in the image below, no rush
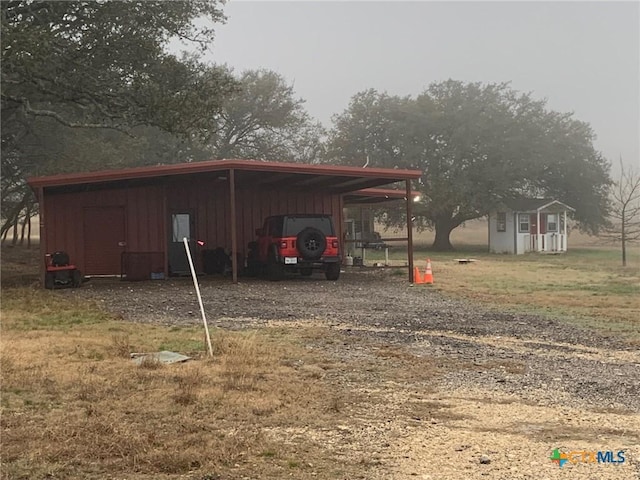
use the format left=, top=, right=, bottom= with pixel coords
left=27, top=159, right=422, bottom=191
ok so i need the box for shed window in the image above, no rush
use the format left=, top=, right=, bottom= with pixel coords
left=518, top=214, right=530, bottom=233
left=547, top=214, right=558, bottom=232
left=496, top=212, right=506, bottom=232
left=172, top=214, right=191, bottom=242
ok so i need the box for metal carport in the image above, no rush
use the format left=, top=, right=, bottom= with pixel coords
left=28, top=160, right=422, bottom=284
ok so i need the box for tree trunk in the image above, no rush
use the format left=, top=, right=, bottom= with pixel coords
left=431, top=218, right=455, bottom=251
left=19, top=211, right=29, bottom=246
left=27, top=213, right=32, bottom=248
left=11, top=209, right=20, bottom=246
left=621, top=212, right=627, bottom=267
left=19, top=204, right=33, bottom=246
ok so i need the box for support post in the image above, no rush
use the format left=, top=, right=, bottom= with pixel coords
left=229, top=169, right=238, bottom=284
left=563, top=210, right=567, bottom=251
left=359, top=205, right=365, bottom=263
left=536, top=210, right=541, bottom=252
left=406, top=180, right=414, bottom=282
left=162, top=183, right=169, bottom=279
left=38, top=187, right=46, bottom=287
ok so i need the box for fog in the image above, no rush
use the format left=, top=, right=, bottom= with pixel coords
left=180, top=1, right=639, bottom=170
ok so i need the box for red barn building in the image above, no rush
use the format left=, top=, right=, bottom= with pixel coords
left=28, top=159, right=421, bottom=283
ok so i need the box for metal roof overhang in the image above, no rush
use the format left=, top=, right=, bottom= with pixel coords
left=27, top=159, right=422, bottom=194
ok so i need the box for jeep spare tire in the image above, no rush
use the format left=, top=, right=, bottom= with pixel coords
left=296, top=227, right=326, bottom=261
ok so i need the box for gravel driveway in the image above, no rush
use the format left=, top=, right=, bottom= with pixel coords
left=70, top=270, right=639, bottom=411
left=67, top=269, right=640, bottom=479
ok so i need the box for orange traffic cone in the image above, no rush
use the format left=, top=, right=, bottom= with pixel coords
left=423, top=258, right=434, bottom=284
left=413, top=266, right=424, bottom=284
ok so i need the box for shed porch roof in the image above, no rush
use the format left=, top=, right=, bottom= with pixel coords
left=503, top=198, right=575, bottom=212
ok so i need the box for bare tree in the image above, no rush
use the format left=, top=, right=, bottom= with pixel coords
left=602, top=158, right=640, bottom=266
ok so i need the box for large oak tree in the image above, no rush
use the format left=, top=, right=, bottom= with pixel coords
left=1, top=0, right=237, bottom=240
left=327, top=81, right=610, bottom=250
left=208, top=69, right=325, bottom=163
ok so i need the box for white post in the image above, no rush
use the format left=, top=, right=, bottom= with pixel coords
left=385, top=247, right=389, bottom=266
left=536, top=210, right=541, bottom=252
left=183, top=237, right=213, bottom=357
left=563, top=210, right=568, bottom=251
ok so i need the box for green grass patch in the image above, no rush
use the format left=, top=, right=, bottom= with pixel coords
left=350, top=244, right=639, bottom=341
left=1, top=287, right=112, bottom=330
left=415, top=246, right=640, bottom=343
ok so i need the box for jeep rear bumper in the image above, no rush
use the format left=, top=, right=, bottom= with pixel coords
left=279, top=255, right=341, bottom=265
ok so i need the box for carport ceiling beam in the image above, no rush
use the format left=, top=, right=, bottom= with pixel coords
left=331, top=178, right=398, bottom=192
left=291, top=175, right=339, bottom=188
left=248, top=173, right=300, bottom=187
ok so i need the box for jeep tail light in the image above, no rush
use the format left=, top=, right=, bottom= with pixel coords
left=280, top=240, right=288, bottom=249
left=332, top=240, right=339, bottom=249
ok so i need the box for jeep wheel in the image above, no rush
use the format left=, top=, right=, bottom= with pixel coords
left=325, top=262, right=340, bottom=281
left=297, top=227, right=326, bottom=261
left=267, top=251, right=284, bottom=281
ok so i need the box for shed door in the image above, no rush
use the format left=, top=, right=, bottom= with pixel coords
left=529, top=214, right=538, bottom=235
left=84, top=207, right=126, bottom=275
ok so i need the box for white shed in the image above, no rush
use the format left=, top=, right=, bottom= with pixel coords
left=488, top=199, right=575, bottom=254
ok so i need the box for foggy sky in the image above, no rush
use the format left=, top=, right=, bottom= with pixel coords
left=190, top=1, right=639, bottom=170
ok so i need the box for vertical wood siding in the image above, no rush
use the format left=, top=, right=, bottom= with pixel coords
left=43, top=178, right=344, bottom=276
left=44, top=185, right=163, bottom=275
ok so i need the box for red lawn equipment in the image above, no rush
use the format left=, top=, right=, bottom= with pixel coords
left=44, top=251, right=82, bottom=289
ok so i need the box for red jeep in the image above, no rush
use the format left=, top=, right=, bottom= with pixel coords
left=251, top=214, right=341, bottom=281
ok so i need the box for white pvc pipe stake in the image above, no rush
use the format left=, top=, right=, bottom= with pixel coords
left=183, top=237, right=213, bottom=357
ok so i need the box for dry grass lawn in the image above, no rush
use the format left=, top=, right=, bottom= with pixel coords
left=0, top=288, right=438, bottom=479
left=2, top=230, right=639, bottom=479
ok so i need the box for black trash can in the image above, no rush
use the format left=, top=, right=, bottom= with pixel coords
left=202, top=248, right=229, bottom=274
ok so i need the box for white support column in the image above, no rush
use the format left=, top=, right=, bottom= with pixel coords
left=536, top=210, right=541, bottom=252
left=563, top=210, right=567, bottom=251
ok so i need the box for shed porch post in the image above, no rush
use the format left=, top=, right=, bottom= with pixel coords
left=406, top=180, right=414, bottom=282
left=536, top=209, right=541, bottom=252
left=563, top=210, right=567, bottom=251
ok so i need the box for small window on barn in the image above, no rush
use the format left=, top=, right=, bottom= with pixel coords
left=172, top=214, right=191, bottom=242
left=496, top=212, right=507, bottom=232
left=547, top=214, right=558, bottom=232
left=518, top=214, right=530, bottom=233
